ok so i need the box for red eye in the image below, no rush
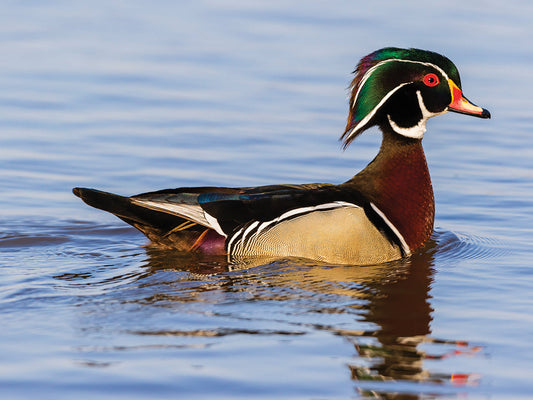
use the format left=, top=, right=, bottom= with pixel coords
left=423, top=73, right=440, bottom=87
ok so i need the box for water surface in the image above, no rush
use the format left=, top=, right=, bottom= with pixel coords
left=1, top=1, right=533, bottom=399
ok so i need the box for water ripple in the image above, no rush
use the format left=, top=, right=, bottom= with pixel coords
left=433, top=229, right=511, bottom=261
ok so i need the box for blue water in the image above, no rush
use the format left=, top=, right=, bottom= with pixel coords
left=1, top=1, right=533, bottom=399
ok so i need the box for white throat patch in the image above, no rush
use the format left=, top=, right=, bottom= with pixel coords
left=387, top=90, right=445, bottom=139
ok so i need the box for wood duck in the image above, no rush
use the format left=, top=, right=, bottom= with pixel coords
left=74, top=47, right=490, bottom=265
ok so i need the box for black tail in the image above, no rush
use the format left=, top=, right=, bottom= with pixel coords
left=72, top=188, right=200, bottom=241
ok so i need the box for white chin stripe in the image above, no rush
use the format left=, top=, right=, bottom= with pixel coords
left=347, top=59, right=451, bottom=143
left=387, top=90, right=444, bottom=139
left=387, top=114, right=426, bottom=139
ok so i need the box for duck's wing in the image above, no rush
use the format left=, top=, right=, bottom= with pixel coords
left=74, top=183, right=343, bottom=237
left=73, top=183, right=407, bottom=257
left=128, top=183, right=340, bottom=237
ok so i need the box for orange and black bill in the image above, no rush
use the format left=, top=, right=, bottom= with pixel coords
left=448, top=80, right=491, bottom=119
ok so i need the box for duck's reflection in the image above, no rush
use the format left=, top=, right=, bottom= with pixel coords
left=144, top=240, right=479, bottom=397
left=351, top=246, right=434, bottom=382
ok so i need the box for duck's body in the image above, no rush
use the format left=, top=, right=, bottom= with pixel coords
left=74, top=48, right=490, bottom=265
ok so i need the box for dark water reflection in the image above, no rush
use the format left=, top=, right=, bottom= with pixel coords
left=135, top=235, right=480, bottom=398
left=0, top=222, right=513, bottom=399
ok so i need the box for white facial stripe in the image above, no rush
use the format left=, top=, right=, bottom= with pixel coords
left=346, top=59, right=450, bottom=144
left=370, top=202, right=411, bottom=255
left=417, top=90, right=448, bottom=119
left=353, top=58, right=449, bottom=108
left=417, top=90, right=432, bottom=118
left=345, top=82, right=411, bottom=143
left=387, top=90, right=447, bottom=139
left=387, top=114, right=425, bottom=139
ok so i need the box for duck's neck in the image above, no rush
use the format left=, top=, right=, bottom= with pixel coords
left=346, top=128, right=435, bottom=251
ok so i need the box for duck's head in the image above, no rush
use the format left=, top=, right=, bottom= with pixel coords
left=341, top=47, right=490, bottom=147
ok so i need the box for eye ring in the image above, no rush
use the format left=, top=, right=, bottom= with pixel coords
left=423, top=73, right=440, bottom=87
